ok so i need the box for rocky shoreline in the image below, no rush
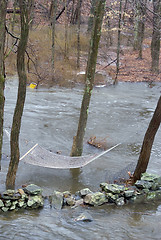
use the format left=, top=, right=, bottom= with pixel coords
left=1, top=173, right=161, bottom=217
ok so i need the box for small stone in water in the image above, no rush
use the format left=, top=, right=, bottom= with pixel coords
left=75, top=212, right=93, bottom=222
left=116, top=197, right=125, bottom=206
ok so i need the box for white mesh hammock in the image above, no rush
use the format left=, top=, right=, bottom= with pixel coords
left=19, top=143, right=121, bottom=169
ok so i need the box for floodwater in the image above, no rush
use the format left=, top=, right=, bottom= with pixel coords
left=0, top=78, right=161, bottom=240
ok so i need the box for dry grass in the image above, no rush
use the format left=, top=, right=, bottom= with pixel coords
left=5, top=24, right=90, bottom=87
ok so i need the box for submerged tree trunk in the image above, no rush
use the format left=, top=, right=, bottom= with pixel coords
left=71, top=0, right=106, bottom=157
left=6, top=0, right=31, bottom=189
left=0, top=0, right=7, bottom=170
left=151, top=0, right=161, bottom=73
left=132, top=96, right=161, bottom=183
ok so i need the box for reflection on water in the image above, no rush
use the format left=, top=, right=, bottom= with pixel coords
left=0, top=78, right=161, bottom=239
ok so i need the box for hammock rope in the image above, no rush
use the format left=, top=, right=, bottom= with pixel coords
left=19, top=143, right=121, bottom=169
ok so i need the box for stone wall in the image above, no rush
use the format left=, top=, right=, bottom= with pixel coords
left=1, top=173, right=161, bottom=213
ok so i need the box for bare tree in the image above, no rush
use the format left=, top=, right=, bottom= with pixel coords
left=77, top=0, right=82, bottom=68
left=133, top=0, right=147, bottom=59
left=6, top=0, right=32, bottom=189
left=113, top=0, right=122, bottom=85
left=151, top=0, right=161, bottom=73
left=0, top=0, right=7, bottom=170
left=132, top=96, right=161, bottom=183
left=71, top=0, right=106, bottom=156
left=50, top=0, right=57, bottom=77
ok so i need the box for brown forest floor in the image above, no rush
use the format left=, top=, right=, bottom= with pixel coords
left=109, top=40, right=161, bottom=84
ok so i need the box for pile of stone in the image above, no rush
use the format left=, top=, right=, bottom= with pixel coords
left=1, top=173, right=161, bottom=213
left=0, top=184, right=44, bottom=212
left=49, top=173, right=161, bottom=210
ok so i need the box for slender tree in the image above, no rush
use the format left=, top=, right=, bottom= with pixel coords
left=151, top=0, right=161, bottom=73
left=6, top=0, right=32, bottom=189
left=77, top=0, right=82, bottom=69
left=113, top=0, right=122, bottom=85
left=51, top=0, right=57, bottom=77
left=0, top=0, right=7, bottom=170
left=132, top=96, right=161, bottom=183
left=71, top=0, right=106, bottom=157
left=87, top=0, right=99, bottom=32
left=133, top=0, right=147, bottom=59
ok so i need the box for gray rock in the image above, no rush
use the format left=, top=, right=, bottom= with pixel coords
left=10, top=205, right=16, bottom=211
left=0, top=199, right=4, bottom=208
left=116, top=197, right=125, bottom=206
left=1, top=190, right=21, bottom=200
left=18, top=199, right=26, bottom=208
left=1, top=207, right=9, bottom=212
left=11, top=200, right=18, bottom=206
left=51, top=191, right=64, bottom=210
left=135, top=180, right=153, bottom=189
left=27, top=195, right=44, bottom=208
left=63, top=191, right=71, bottom=198
left=79, top=188, right=93, bottom=197
left=23, top=184, right=43, bottom=195
left=124, top=190, right=135, bottom=198
left=75, top=212, right=93, bottom=222
left=72, top=199, right=84, bottom=208
left=84, top=192, right=107, bottom=206
left=100, top=183, right=126, bottom=194
left=141, top=173, right=161, bottom=185
left=105, top=192, right=119, bottom=203
left=10, top=201, right=18, bottom=210
left=5, top=200, right=12, bottom=207
left=65, top=196, right=76, bottom=206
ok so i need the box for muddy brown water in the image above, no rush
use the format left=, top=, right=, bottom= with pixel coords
left=0, top=77, right=161, bottom=239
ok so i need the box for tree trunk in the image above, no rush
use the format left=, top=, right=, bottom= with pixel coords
left=87, top=0, right=98, bottom=32
left=70, top=0, right=106, bottom=157
left=151, top=0, right=161, bottom=73
left=133, top=0, right=147, bottom=59
left=77, top=0, right=82, bottom=68
left=70, top=0, right=82, bottom=25
left=113, top=0, right=122, bottom=85
left=133, top=96, right=161, bottom=183
left=64, top=0, right=69, bottom=59
left=51, top=0, right=57, bottom=76
left=11, top=0, right=17, bottom=45
left=0, top=0, right=7, bottom=171
left=6, top=0, right=31, bottom=189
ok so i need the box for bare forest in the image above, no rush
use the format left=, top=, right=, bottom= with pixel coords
left=4, top=0, right=161, bottom=88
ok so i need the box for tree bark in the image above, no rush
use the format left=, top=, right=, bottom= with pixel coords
left=133, top=0, right=147, bottom=58
left=151, top=0, right=161, bottom=73
left=0, top=0, right=7, bottom=170
left=6, top=0, right=31, bottom=189
left=133, top=96, right=161, bottom=183
left=51, top=0, right=57, bottom=76
left=77, top=0, right=82, bottom=68
left=87, top=0, right=99, bottom=32
left=113, top=0, right=122, bottom=85
left=70, top=0, right=106, bottom=157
